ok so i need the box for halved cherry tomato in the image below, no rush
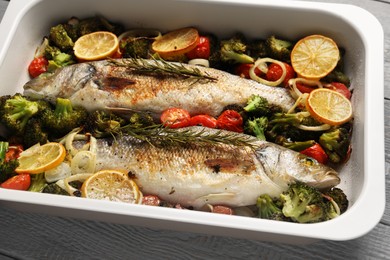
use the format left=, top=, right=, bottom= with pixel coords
left=5, top=145, right=23, bottom=162
left=1, top=174, right=31, bottom=190
left=266, top=62, right=296, bottom=87
left=189, top=114, right=218, bottom=128
left=300, top=143, right=328, bottom=164
left=160, top=108, right=191, bottom=128
left=211, top=205, right=234, bottom=215
left=28, top=57, right=48, bottom=78
left=235, top=63, right=263, bottom=79
left=217, top=110, right=244, bottom=133
left=186, top=36, right=211, bottom=60
left=296, top=82, right=316, bottom=93
left=326, top=82, right=351, bottom=99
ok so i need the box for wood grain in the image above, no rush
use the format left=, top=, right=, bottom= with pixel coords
left=0, top=0, right=389, bottom=259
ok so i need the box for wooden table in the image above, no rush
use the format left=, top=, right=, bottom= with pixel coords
left=0, top=0, right=388, bottom=259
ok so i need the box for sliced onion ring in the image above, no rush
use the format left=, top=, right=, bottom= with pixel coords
left=249, top=58, right=287, bottom=87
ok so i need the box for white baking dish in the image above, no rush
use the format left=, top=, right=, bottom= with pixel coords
left=0, top=0, right=385, bottom=244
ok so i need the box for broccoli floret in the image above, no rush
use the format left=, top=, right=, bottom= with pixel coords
left=128, top=112, right=155, bottom=128
left=121, top=37, right=152, bottom=59
left=243, top=95, right=283, bottom=117
left=245, top=117, right=268, bottom=141
left=322, top=70, right=351, bottom=87
left=49, top=24, right=74, bottom=51
left=266, top=35, right=293, bottom=62
left=42, top=98, right=88, bottom=137
left=319, top=127, right=351, bottom=164
left=220, top=34, right=254, bottom=64
left=47, top=52, right=76, bottom=72
left=323, top=187, right=349, bottom=215
left=0, top=94, right=40, bottom=135
left=84, top=110, right=127, bottom=138
left=23, top=118, right=49, bottom=148
left=280, top=182, right=327, bottom=223
left=0, top=141, right=19, bottom=183
left=77, top=16, right=124, bottom=37
left=42, top=182, right=69, bottom=195
left=28, top=173, right=47, bottom=192
left=247, top=39, right=269, bottom=60
left=256, top=194, right=288, bottom=221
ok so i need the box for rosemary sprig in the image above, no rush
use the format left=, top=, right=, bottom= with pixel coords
left=109, top=124, right=259, bottom=150
left=108, top=57, right=217, bottom=83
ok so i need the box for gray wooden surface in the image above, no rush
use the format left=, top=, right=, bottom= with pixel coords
left=0, top=0, right=389, bottom=259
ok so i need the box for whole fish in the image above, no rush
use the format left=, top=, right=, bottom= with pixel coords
left=23, top=59, right=295, bottom=117
left=79, top=126, right=340, bottom=209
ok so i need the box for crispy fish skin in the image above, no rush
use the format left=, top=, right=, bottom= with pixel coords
left=23, top=59, right=295, bottom=116
left=84, top=127, right=340, bottom=209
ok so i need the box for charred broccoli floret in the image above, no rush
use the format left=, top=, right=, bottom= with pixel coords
left=0, top=141, right=19, bottom=183
left=42, top=98, right=88, bottom=137
left=49, top=24, right=74, bottom=51
left=245, top=117, right=268, bottom=141
left=84, top=110, right=127, bottom=138
left=128, top=112, right=155, bottom=128
left=220, top=34, right=254, bottom=64
left=319, top=127, right=351, bottom=164
left=23, top=117, right=49, bottom=148
left=256, top=194, right=288, bottom=221
left=322, top=70, right=351, bottom=87
left=42, top=182, right=69, bottom=195
left=280, top=182, right=327, bottom=223
left=47, top=52, right=75, bottom=72
left=0, top=94, right=41, bottom=135
left=28, top=173, right=47, bottom=192
left=247, top=39, right=269, bottom=59
left=121, top=37, right=152, bottom=58
left=266, top=35, right=293, bottom=62
left=322, top=187, right=349, bottom=215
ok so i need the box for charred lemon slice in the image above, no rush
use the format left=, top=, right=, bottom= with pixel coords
left=81, top=170, right=143, bottom=204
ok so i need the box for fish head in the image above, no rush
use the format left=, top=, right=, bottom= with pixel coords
left=23, top=63, right=96, bottom=102
left=256, top=143, right=340, bottom=190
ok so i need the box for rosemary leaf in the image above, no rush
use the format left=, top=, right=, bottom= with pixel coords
left=108, top=58, right=217, bottom=83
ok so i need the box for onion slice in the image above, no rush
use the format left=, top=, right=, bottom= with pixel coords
left=249, top=58, right=287, bottom=87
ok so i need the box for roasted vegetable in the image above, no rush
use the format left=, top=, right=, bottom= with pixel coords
left=0, top=141, right=19, bottom=183
left=256, top=194, right=287, bottom=221
left=319, top=126, right=352, bottom=164
left=245, top=117, right=268, bottom=141
left=49, top=24, right=74, bottom=51
left=266, top=35, right=293, bottom=62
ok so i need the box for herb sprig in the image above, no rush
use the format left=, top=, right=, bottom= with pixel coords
left=108, top=58, right=218, bottom=83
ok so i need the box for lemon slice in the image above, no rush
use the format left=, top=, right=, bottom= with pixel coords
left=152, top=27, right=199, bottom=59
left=291, top=35, right=340, bottom=79
left=81, top=170, right=143, bottom=204
left=15, top=142, right=66, bottom=174
left=74, top=31, right=119, bottom=61
left=306, top=88, right=352, bottom=126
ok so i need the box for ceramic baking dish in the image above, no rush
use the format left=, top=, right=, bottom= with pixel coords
left=0, top=0, right=385, bottom=244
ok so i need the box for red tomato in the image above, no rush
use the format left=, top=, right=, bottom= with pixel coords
left=186, top=36, right=211, bottom=60
left=296, top=82, right=317, bottom=93
left=189, top=114, right=218, bottom=128
left=217, top=110, right=244, bottom=133
left=300, top=143, right=328, bottom=164
left=28, top=57, right=48, bottom=78
left=160, top=108, right=191, bottom=128
left=5, top=145, right=23, bottom=162
left=1, top=174, right=31, bottom=191
left=142, top=195, right=161, bottom=206
left=326, top=82, right=352, bottom=99
left=266, top=62, right=296, bottom=87
left=212, top=205, right=234, bottom=215
left=235, top=63, right=263, bottom=79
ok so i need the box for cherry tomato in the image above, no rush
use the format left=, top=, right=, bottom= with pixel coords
left=326, top=82, right=352, bottom=99
left=28, top=57, right=48, bottom=78
left=186, top=36, right=211, bottom=60
left=266, top=62, right=296, bottom=87
left=1, top=174, right=31, bottom=191
left=295, top=82, right=316, bottom=93
left=5, top=145, right=23, bottom=162
left=189, top=114, right=218, bottom=128
left=235, top=63, right=263, bottom=79
left=160, top=108, right=191, bottom=128
left=217, top=110, right=244, bottom=133
left=142, top=195, right=161, bottom=206
left=300, top=143, right=328, bottom=164
left=211, top=205, right=234, bottom=215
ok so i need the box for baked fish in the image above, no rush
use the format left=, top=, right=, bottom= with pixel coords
left=77, top=126, right=340, bottom=209
left=23, top=59, right=295, bottom=117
